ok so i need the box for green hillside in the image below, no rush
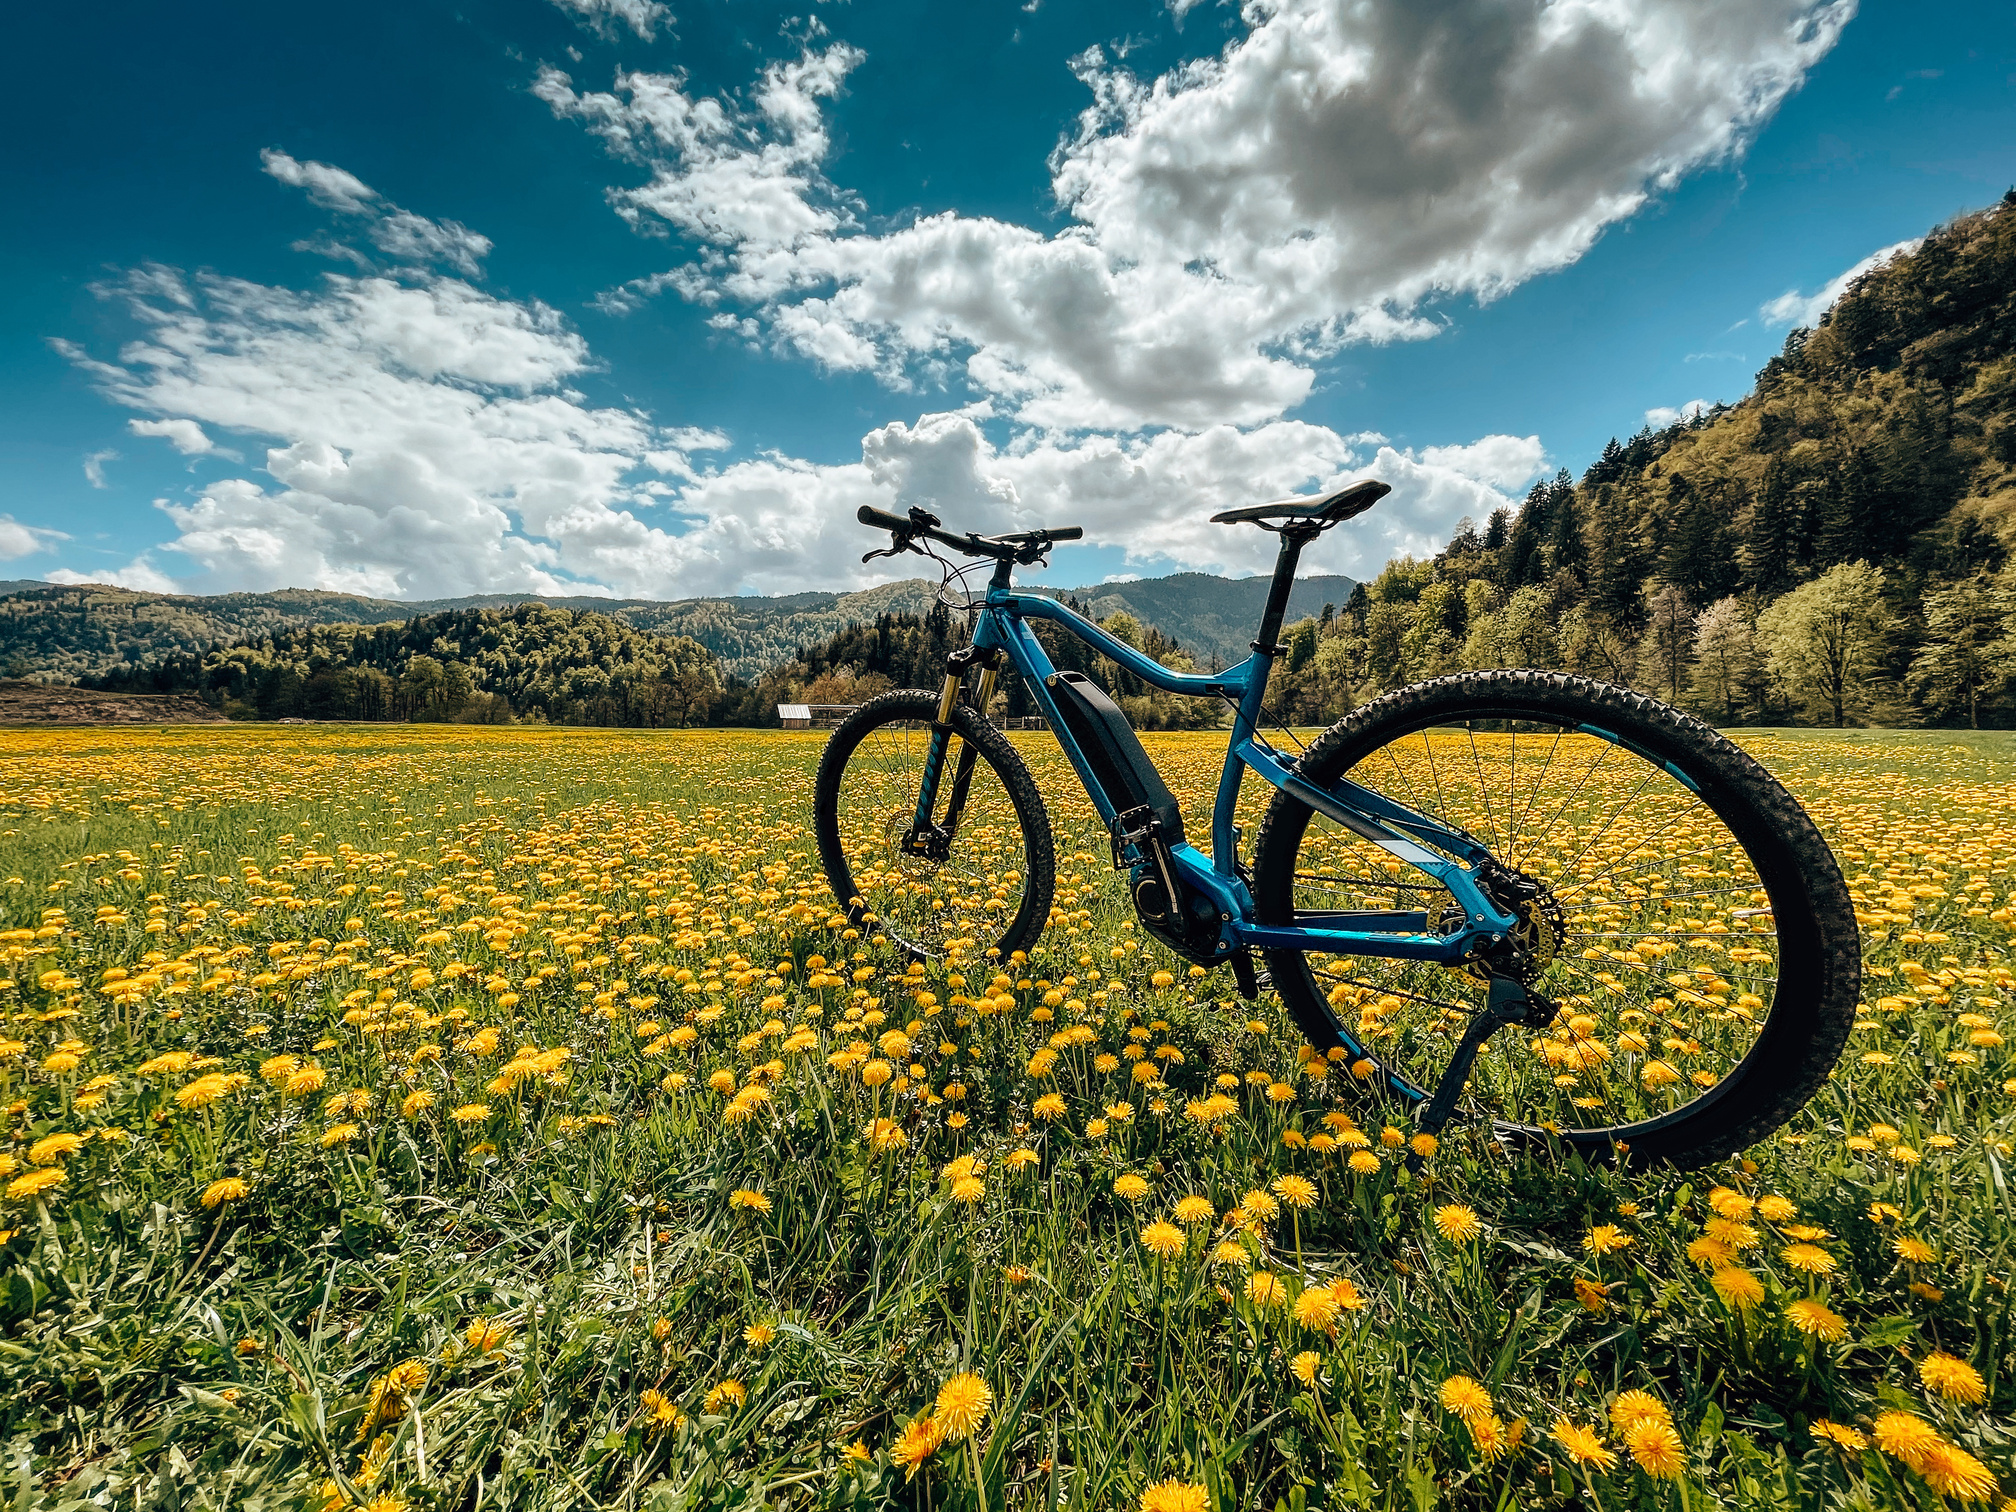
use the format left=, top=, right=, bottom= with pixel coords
left=1264, top=191, right=2016, bottom=728
left=0, top=568, right=1356, bottom=683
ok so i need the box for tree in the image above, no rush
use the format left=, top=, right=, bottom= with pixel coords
left=1689, top=596, right=1760, bottom=723
left=1906, top=572, right=2015, bottom=728
left=1755, top=561, right=1894, bottom=727
left=1636, top=585, right=1695, bottom=704
left=1745, top=455, right=1801, bottom=595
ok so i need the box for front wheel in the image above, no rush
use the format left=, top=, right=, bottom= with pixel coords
left=814, top=690, right=1056, bottom=963
left=1251, top=670, right=1859, bottom=1168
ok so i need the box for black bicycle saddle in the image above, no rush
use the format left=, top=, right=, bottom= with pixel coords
left=1210, top=478, right=1390, bottom=527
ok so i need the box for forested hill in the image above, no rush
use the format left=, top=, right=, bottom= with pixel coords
left=1261, top=191, right=2016, bottom=729
left=90, top=604, right=720, bottom=727
left=0, top=569, right=1355, bottom=682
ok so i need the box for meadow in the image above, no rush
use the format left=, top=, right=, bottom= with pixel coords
left=0, top=721, right=2012, bottom=1511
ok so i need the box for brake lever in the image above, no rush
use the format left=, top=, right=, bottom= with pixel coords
left=862, top=532, right=931, bottom=564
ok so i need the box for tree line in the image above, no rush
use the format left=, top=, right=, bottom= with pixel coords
left=1262, top=192, right=2016, bottom=729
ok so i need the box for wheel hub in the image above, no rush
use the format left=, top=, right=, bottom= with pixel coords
left=1456, top=863, right=1564, bottom=985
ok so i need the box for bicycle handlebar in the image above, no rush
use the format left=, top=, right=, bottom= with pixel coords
left=856, top=504, right=1082, bottom=562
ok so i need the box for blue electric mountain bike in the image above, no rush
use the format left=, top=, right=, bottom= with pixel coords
left=814, top=486, right=1858, bottom=1165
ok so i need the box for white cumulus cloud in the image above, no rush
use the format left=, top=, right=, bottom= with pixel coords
left=129, top=417, right=216, bottom=455
left=548, top=0, right=1852, bottom=430
left=1643, top=398, right=1709, bottom=427
left=54, top=156, right=1553, bottom=599
left=0, top=516, right=68, bottom=561
left=549, top=0, right=668, bottom=42
left=1759, top=236, right=1920, bottom=328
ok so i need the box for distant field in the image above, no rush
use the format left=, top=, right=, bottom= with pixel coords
left=0, top=724, right=2011, bottom=1510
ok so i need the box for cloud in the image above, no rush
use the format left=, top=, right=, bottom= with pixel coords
left=83, top=450, right=118, bottom=488
left=0, top=516, right=68, bottom=561
left=129, top=417, right=216, bottom=455
left=1415, top=435, right=1546, bottom=491
left=549, top=0, right=668, bottom=42
left=1644, top=399, right=1709, bottom=427
left=260, top=150, right=493, bottom=276
left=45, top=558, right=177, bottom=592
left=1760, top=236, right=1920, bottom=328
left=56, top=155, right=1548, bottom=600
left=547, top=0, right=1853, bottom=429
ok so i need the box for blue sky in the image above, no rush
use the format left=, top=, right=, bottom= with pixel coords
left=2, top=0, right=2011, bottom=599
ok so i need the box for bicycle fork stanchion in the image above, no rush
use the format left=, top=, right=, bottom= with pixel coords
left=909, top=651, right=998, bottom=853
left=1412, top=976, right=1559, bottom=1140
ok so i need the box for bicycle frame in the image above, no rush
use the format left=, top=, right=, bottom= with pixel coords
left=916, top=575, right=1522, bottom=968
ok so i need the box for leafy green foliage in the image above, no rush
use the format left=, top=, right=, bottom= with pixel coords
left=1264, top=193, right=2016, bottom=729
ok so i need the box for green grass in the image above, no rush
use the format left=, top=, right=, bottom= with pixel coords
left=0, top=723, right=2010, bottom=1511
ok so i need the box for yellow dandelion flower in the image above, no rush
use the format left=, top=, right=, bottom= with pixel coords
left=703, top=1379, right=746, bottom=1414
left=743, top=1323, right=776, bottom=1349
left=1272, top=1174, right=1317, bottom=1209
left=1574, top=1277, right=1611, bottom=1314
left=1292, top=1285, right=1341, bottom=1332
left=1032, top=1092, right=1066, bottom=1121
left=1550, top=1419, right=1617, bottom=1470
left=1140, top=1220, right=1185, bottom=1260
left=1780, top=1242, right=1836, bottom=1275
left=27, top=1133, right=84, bottom=1165
left=951, top=1175, right=985, bottom=1204
left=1608, top=1391, right=1670, bottom=1433
left=319, top=1123, right=359, bottom=1148
left=639, top=1388, right=685, bottom=1431
left=1245, top=1272, right=1286, bottom=1308
left=1113, top=1173, right=1151, bottom=1202
left=1584, top=1224, right=1633, bottom=1255
left=1291, top=1350, right=1321, bottom=1386
left=890, top=1414, right=945, bottom=1478
left=1433, top=1204, right=1482, bottom=1243
left=1440, top=1375, right=1493, bottom=1422
left=933, top=1372, right=992, bottom=1441
left=449, top=1103, right=490, bottom=1124
left=1326, top=1277, right=1365, bottom=1311
left=6, top=1167, right=64, bottom=1201
left=1623, top=1418, right=1685, bottom=1479
left=1920, top=1440, right=1997, bottom=1501
left=1784, top=1298, right=1847, bottom=1342
left=1173, top=1195, right=1215, bottom=1226
left=401, top=1089, right=435, bottom=1118
left=1810, top=1420, right=1868, bottom=1452
left=1872, top=1411, right=1941, bottom=1471
left=1919, top=1351, right=1987, bottom=1405
left=1894, top=1235, right=1936, bottom=1264
left=201, top=1177, right=249, bottom=1209
left=729, top=1188, right=773, bottom=1214
left=1139, top=1479, right=1207, bottom=1512
left=1241, top=1188, right=1281, bottom=1222
left=1210, top=1239, right=1252, bottom=1271
left=1347, top=1150, right=1381, bottom=1175
left=1710, top=1267, right=1765, bottom=1310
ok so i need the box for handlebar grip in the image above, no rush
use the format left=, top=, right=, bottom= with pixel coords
left=1047, top=527, right=1084, bottom=542
left=857, top=505, right=911, bottom=533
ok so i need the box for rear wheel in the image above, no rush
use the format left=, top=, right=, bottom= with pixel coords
left=1251, top=670, right=1858, bottom=1167
left=814, top=691, right=1056, bottom=962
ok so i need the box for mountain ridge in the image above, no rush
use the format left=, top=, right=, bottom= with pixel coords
left=0, top=570, right=1358, bottom=682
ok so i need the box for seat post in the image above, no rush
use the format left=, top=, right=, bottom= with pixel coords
left=1252, top=523, right=1320, bottom=657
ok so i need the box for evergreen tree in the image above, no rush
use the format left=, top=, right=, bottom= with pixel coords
left=1745, top=455, right=1801, bottom=595
left=1637, top=585, right=1696, bottom=704
left=1501, top=480, right=1551, bottom=587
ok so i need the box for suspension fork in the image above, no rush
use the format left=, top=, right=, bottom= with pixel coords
left=910, top=648, right=999, bottom=841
